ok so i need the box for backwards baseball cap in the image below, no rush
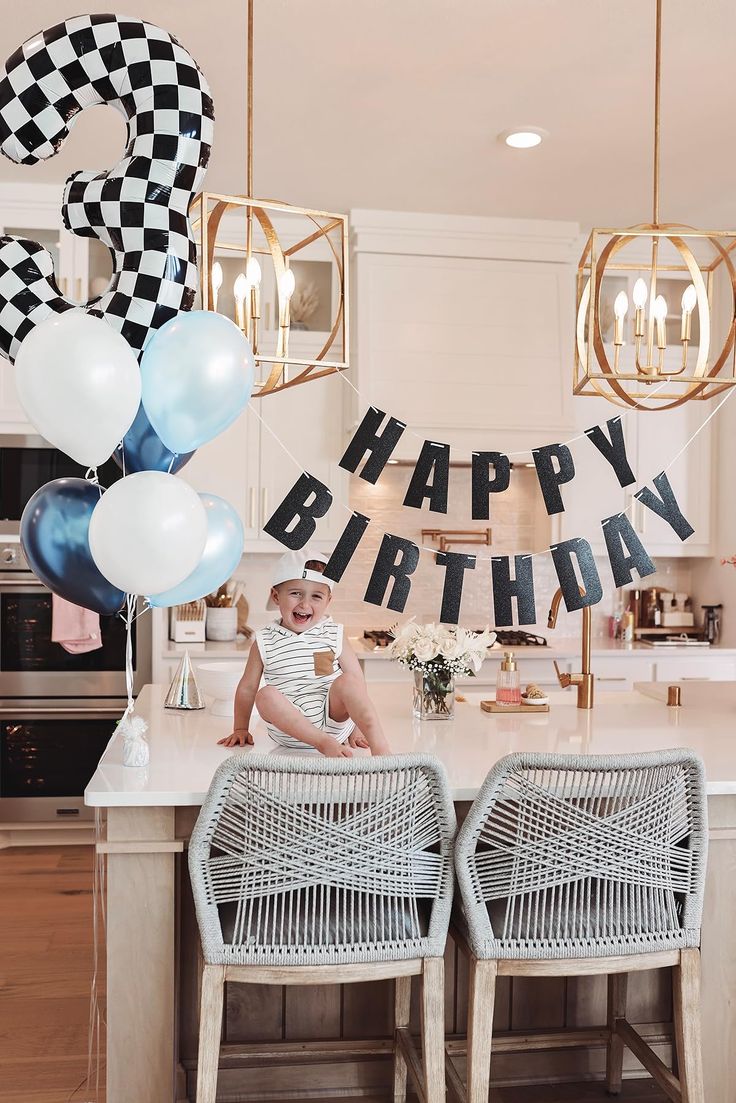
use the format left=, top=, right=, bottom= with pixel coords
left=267, top=549, right=334, bottom=609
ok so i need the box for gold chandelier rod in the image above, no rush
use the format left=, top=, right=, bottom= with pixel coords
left=245, top=0, right=254, bottom=267
left=652, top=0, right=662, bottom=226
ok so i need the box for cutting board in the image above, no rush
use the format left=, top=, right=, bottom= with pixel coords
left=480, top=699, right=550, bottom=714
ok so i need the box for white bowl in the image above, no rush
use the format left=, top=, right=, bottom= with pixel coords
left=521, top=693, right=549, bottom=707
left=195, top=661, right=244, bottom=717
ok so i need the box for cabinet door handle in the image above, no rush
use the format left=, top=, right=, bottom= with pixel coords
left=597, top=676, right=627, bottom=683
left=75, top=277, right=84, bottom=301
left=248, top=488, right=256, bottom=528
left=260, top=487, right=268, bottom=526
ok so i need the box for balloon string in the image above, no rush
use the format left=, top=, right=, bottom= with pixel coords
left=85, top=467, right=99, bottom=486
left=167, top=453, right=177, bottom=474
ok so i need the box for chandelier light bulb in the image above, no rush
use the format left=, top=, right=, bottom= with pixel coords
left=233, top=272, right=248, bottom=330
left=245, top=256, right=262, bottom=287
left=211, top=260, right=223, bottom=311
left=653, top=294, right=668, bottom=321
left=280, top=268, right=296, bottom=300
left=653, top=294, right=668, bottom=351
left=614, top=291, right=629, bottom=319
left=233, top=273, right=248, bottom=303
left=681, top=283, right=697, bottom=314
left=633, top=279, right=648, bottom=308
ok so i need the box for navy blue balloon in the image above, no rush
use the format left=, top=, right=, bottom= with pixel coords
left=113, top=402, right=193, bottom=474
left=20, top=478, right=126, bottom=615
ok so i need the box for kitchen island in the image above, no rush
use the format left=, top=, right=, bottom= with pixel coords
left=86, top=682, right=736, bottom=1103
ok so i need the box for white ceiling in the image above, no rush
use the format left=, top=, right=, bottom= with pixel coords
left=0, top=0, right=734, bottom=230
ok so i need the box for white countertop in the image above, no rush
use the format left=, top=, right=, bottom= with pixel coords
left=162, top=635, right=736, bottom=662
left=85, top=681, right=736, bottom=807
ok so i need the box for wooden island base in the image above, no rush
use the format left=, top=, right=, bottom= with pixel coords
left=101, top=797, right=736, bottom=1103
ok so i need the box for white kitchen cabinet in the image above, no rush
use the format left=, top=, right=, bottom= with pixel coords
left=180, top=381, right=348, bottom=553
left=631, top=404, right=713, bottom=557
left=0, top=183, right=113, bottom=429
left=350, top=210, right=580, bottom=459
left=560, top=394, right=636, bottom=553
left=561, top=396, right=713, bottom=558
left=179, top=405, right=261, bottom=542
left=257, top=374, right=349, bottom=549
left=653, top=656, right=736, bottom=682
left=594, top=657, right=655, bottom=691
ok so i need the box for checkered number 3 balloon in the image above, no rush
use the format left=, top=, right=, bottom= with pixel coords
left=0, top=14, right=214, bottom=361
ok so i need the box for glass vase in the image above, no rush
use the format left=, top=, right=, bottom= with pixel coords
left=413, top=668, right=455, bottom=720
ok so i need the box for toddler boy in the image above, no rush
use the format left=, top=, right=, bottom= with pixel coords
left=218, top=549, right=390, bottom=756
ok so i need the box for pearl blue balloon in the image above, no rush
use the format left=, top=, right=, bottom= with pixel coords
left=112, top=402, right=194, bottom=474
left=140, top=312, right=255, bottom=455
left=147, top=493, right=245, bottom=608
left=20, top=478, right=126, bottom=615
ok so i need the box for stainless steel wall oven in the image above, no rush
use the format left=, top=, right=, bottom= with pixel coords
left=0, top=435, right=151, bottom=821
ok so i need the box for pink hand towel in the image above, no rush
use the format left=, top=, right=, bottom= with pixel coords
left=51, top=593, right=103, bottom=655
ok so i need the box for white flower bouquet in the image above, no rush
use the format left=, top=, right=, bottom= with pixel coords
left=389, top=621, right=497, bottom=717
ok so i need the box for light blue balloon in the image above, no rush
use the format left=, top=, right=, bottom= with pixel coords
left=147, top=493, right=245, bottom=608
left=140, top=311, right=254, bottom=454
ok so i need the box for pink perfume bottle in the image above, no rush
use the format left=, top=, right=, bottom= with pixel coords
left=496, top=651, right=521, bottom=707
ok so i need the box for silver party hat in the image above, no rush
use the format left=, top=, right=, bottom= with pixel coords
left=164, top=651, right=205, bottom=710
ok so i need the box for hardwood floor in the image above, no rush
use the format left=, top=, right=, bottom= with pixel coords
left=0, top=845, right=104, bottom=1103
left=0, top=845, right=665, bottom=1103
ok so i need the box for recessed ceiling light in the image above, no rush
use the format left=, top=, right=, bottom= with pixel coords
left=499, top=127, right=547, bottom=149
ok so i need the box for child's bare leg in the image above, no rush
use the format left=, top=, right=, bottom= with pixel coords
left=256, top=686, right=352, bottom=757
left=329, top=674, right=391, bottom=755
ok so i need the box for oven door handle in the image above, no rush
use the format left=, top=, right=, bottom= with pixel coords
left=0, top=577, right=47, bottom=587
left=0, top=707, right=125, bottom=716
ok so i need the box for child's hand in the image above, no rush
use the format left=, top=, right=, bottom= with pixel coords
left=218, top=728, right=254, bottom=748
left=348, top=731, right=370, bottom=750
left=318, top=737, right=353, bottom=758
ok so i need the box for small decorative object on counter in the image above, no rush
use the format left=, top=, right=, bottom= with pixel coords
left=119, top=713, right=150, bottom=768
left=389, top=621, right=497, bottom=721
left=621, top=609, right=635, bottom=642
left=667, top=685, right=682, bottom=708
left=204, top=580, right=243, bottom=641
left=170, top=599, right=206, bottom=643
left=495, top=651, right=521, bottom=707
left=165, top=651, right=205, bottom=711
left=521, top=682, right=549, bottom=706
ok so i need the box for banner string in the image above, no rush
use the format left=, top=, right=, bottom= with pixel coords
left=249, top=381, right=736, bottom=563
left=332, top=361, right=669, bottom=457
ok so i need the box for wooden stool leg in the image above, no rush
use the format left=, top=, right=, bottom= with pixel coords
left=673, top=949, right=705, bottom=1103
left=467, top=957, right=497, bottom=1103
left=393, top=975, right=412, bottom=1103
left=606, top=972, right=629, bottom=1095
left=421, top=956, right=446, bottom=1103
left=196, top=964, right=225, bottom=1103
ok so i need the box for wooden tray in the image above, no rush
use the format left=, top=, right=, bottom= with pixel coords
left=481, top=699, right=550, bottom=714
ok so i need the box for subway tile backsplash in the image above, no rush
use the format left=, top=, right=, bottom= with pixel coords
left=237, top=465, right=693, bottom=639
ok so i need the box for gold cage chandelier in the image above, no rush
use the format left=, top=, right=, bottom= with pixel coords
left=190, top=0, right=348, bottom=397
left=574, top=0, right=736, bottom=410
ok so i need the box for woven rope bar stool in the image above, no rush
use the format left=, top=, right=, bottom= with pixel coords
left=450, top=750, right=707, bottom=1103
left=189, top=752, right=456, bottom=1103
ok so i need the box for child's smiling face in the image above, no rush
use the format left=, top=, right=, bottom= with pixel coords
left=272, top=579, right=332, bottom=633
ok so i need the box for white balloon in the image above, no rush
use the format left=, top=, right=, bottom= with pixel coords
left=15, top=311, right=141, bottom=468
left=88, top=472, right=207, bottom=595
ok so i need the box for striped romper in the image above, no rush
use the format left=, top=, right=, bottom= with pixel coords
left=255, top=617, right=355, bottom=749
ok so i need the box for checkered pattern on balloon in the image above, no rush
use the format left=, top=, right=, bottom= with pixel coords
left=0, top=15, right=255, bottom=760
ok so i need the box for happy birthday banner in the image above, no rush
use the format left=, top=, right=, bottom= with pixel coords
left=262, top=406, right=695, bottom=626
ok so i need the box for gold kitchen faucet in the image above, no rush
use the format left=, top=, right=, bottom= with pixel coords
left=547, top=587, right=595, bottom=710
